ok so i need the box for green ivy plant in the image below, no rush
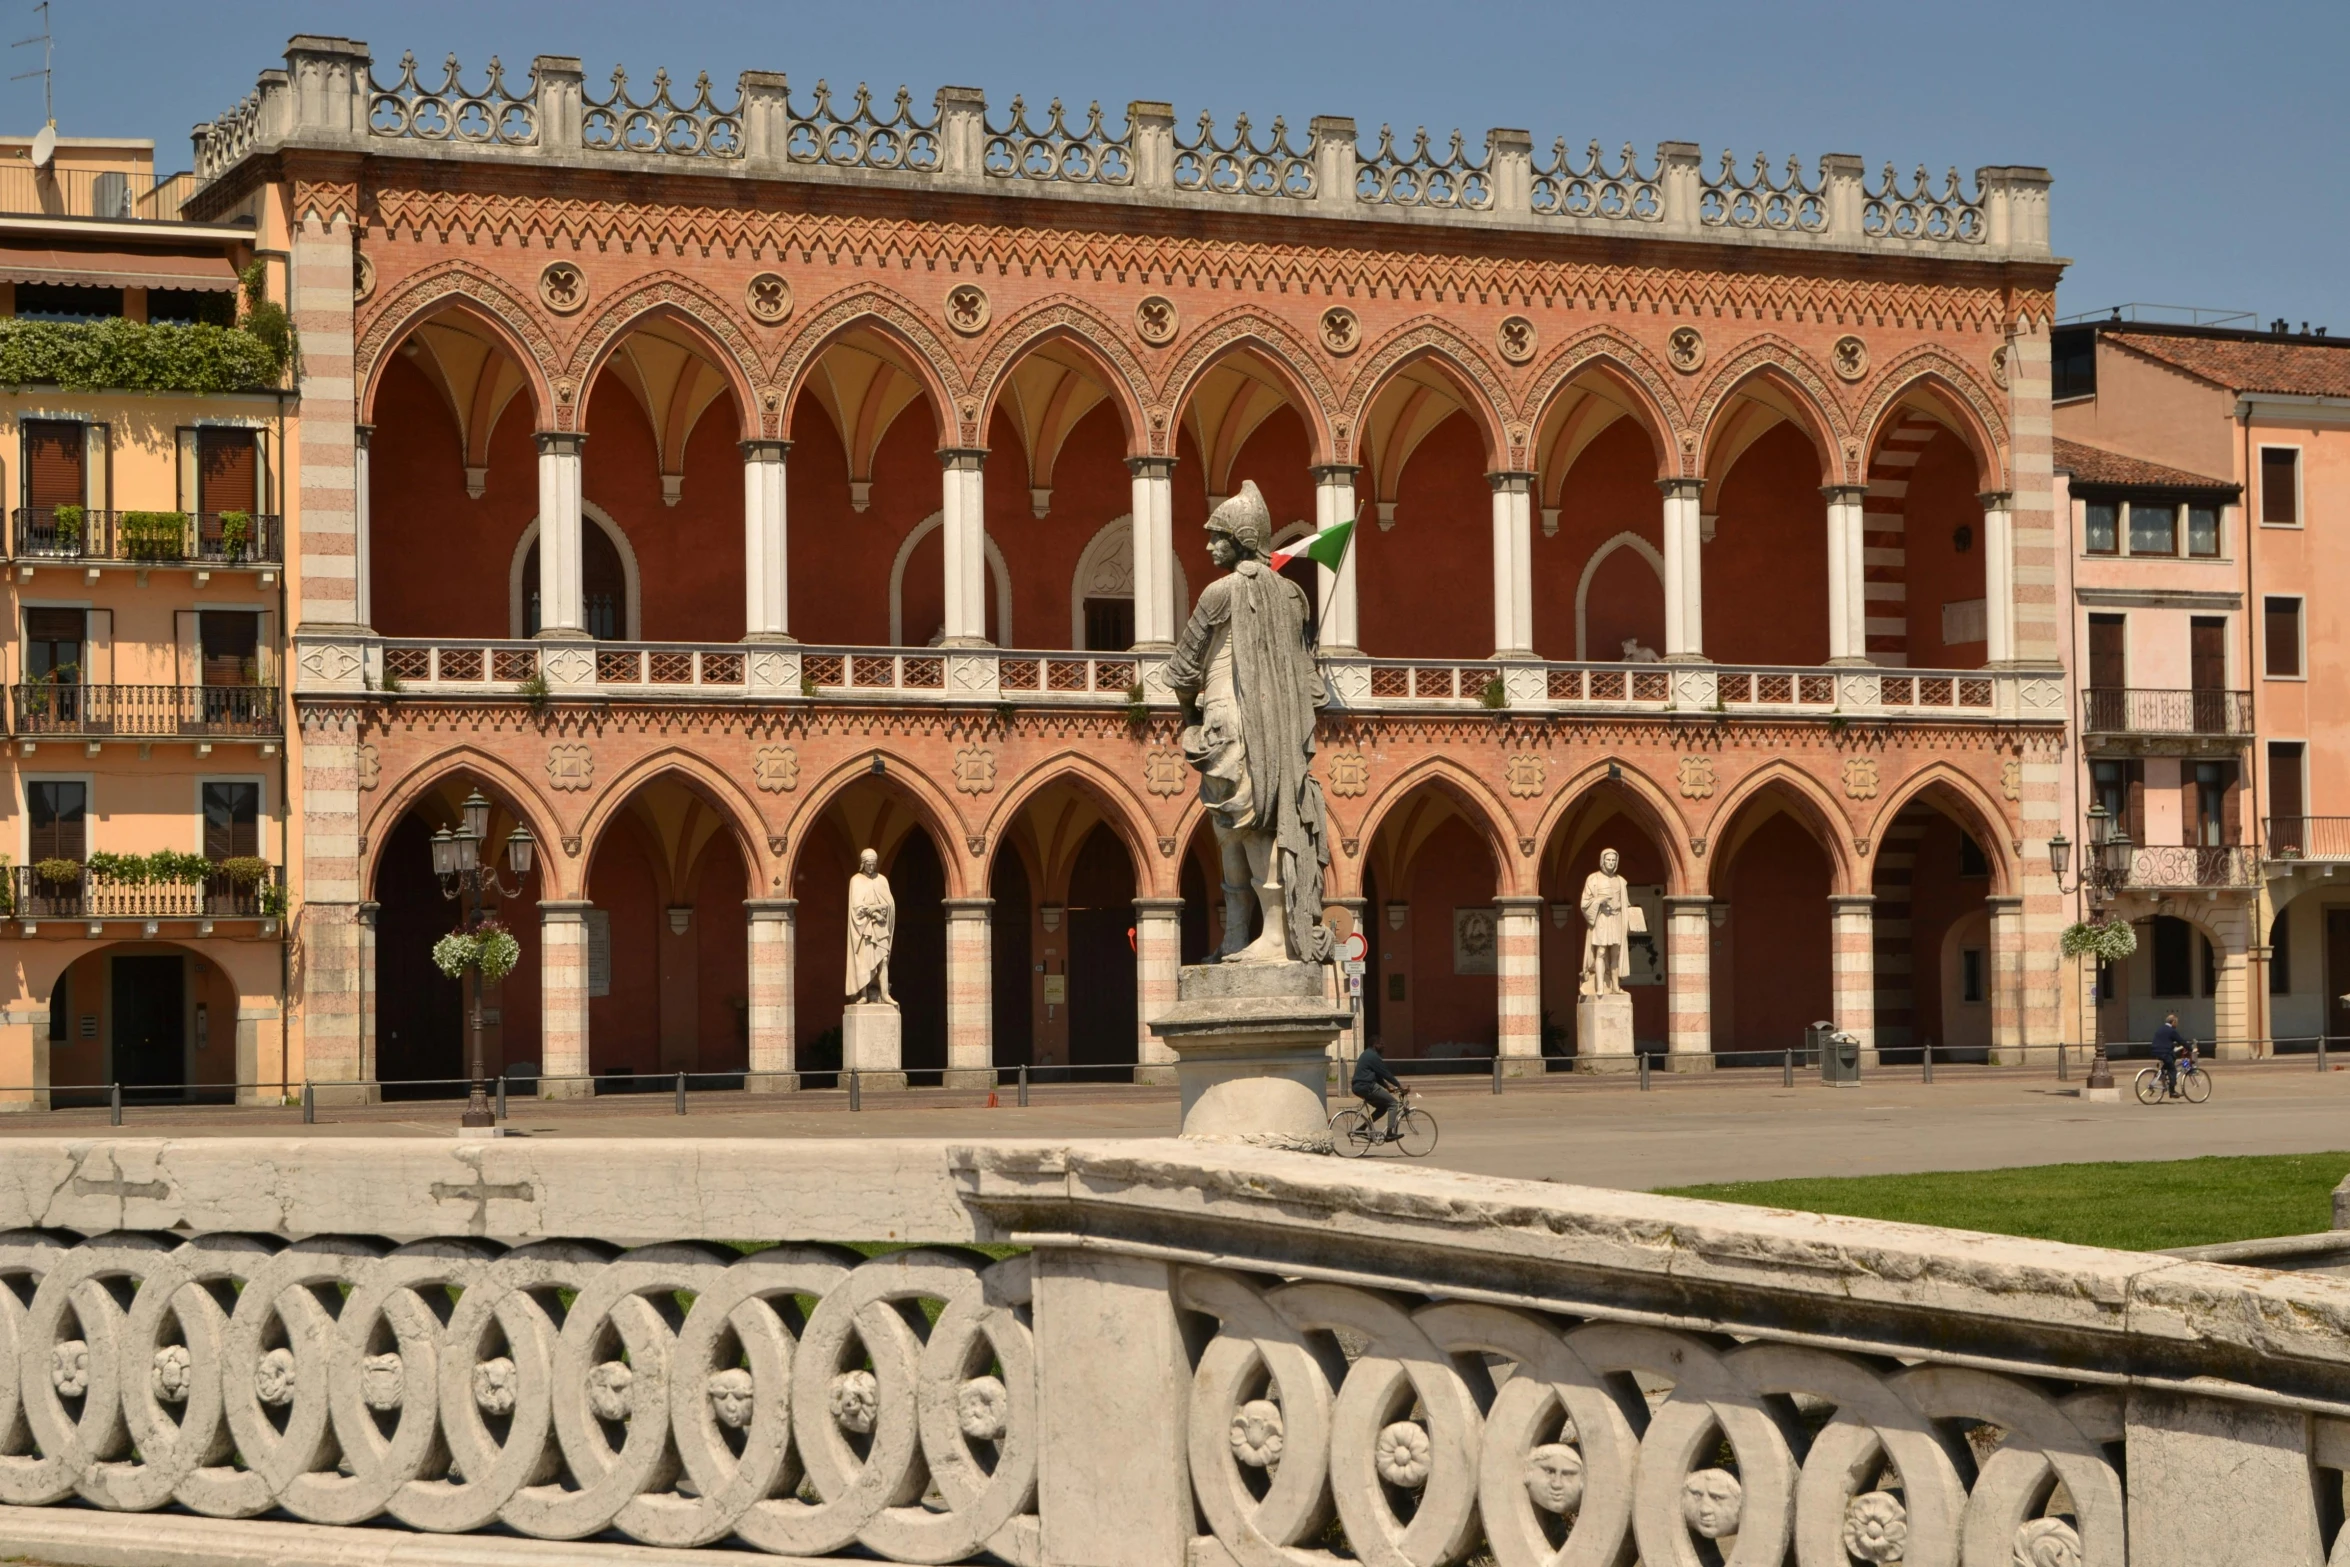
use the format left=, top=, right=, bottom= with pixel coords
left=118, top=509, right=188, bottom=561
left=515, top=671, right=551, bottom=713
left=0, top=317, right=284, bottom=394
left=216, top=508, right=252, bottom=559
left=85, top=850, right=212, bottom=885
left=1479, top=675, right=1508, bottom=710
left=32, top=858, right=82, bottom=887
left=50, top=503, right=83, bottom=547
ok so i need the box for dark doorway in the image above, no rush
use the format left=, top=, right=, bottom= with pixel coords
left=524, top=525, right=627, bottom=639
left=991, top=849, right=1033, bottom=1067
left=890, top=832, right=948, bottom=1081
left=1065, top=825, right=1137, bottom=1072
left=2328, top=911, right=2350, bottom=1047
left=377, top=812, right=465, bottom=1094
left=2190, top=616, right=2228, bottom=732
left=111, top=954, right=184, bottom=1096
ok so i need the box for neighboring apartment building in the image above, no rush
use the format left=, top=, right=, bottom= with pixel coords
left=2052, top=314, right=2349, bottom=1054
left=0, top=132, right=293, bottom=1104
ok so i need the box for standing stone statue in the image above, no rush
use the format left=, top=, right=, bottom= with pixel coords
left=1163, top=481, right=1334, bottom=965
left=845, top=848, right=896, bottom=1004
left=1579, top=848, right=1634, bottom=997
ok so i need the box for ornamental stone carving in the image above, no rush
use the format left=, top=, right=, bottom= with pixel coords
left=1667, top=326, right=1705, bottom=372
left=151, top=1343, right=192, bottom=1403
left=1229, top=1399, right=1284, bottom=1466
left=354, top=249, right=376, bottom=301
left=958, top=1375, right=1009, bottom=1441
left=1681, top=1467, right=1742, bottom=1538
left=1990, top=343, right=2011, bottom=388
left=1843, top=756, right=1880, bottom=799
left=356, top=742, right=381, bottom=790
left=753, top=744, right=800, bottom=793
left=744, top=271, right=793, bottom=323
left=1374, top=1420, right=1434, bottom=1487
left=50, top=1340, right=86, bottom=1398
left=360, top=1352, right=405, bottom=1412
left=1135, top=294, right=1178, bottom=345
left=2002, top=757, right=2022, bottom=801
left=830, top=1368, right=880, bottom=1434
left=1144, top=747, right=1188, bottom=797
left=945, top=283, right=991, bottom=335
left=1843, top=1490, right=1909, bottom=1562
left=298, top=641, right=363, bottom=686
left=1326, top=751, right=1369, bottom=797
left=538, top=260, right=586, bottom=314
left=1496, top=314, right=1537, bottom=364
left=1833, top=334, right=1870, bottom=380
left=472, top=1355, right=518, bottom=1414
left=2012, top=1516, right=2082, bottom=1567
left=255, top=1346, right=297, bottom=1406
left=588, top=1360, right=634, bottom=1422
left=1677, top=755, right=1716, bottom=798
left=707, top=1367, right=754, bottom=1428
left=1523, top=1443, right=1584, bottom=1513
left=1319, top=306, right=1361, bottom=355
left=1505, top=753, right=1545, bottom=798
left=953, top=746, right=998, bottom=794
left=547, top=745, right=595, bottom=791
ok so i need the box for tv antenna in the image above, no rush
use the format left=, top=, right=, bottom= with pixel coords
left=12, top=0, right=51, bottom=165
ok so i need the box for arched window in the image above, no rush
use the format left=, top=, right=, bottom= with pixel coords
left=522, top=523, right=628, bottom=639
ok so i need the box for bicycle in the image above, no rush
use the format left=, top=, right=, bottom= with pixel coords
left=1330, top=1089, right=1439, bottom=1158
left=2134, top=1040, right=2212, bottom=1105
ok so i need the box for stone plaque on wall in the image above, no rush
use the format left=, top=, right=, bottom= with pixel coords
left=1626, top=884, right=1664, bottom=986
left=1453, top=907, right=1497, bottom=976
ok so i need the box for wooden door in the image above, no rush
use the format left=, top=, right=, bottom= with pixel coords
left=2327, top=910, right=2350, bottom=1045
left=2191, top=616, right=2227, bottom=732
left=2087, top=614, right=2125, bottom=729
left=110, top=955, right=185, bottom=1095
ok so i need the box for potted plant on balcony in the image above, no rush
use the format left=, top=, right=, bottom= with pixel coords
left=217, top=508, right=251, bottom=562
left=32, top=858, right=81, bottom=892
left=50, top=503, right=82, bottom=552
left=214, top=855, right=270, bottom=914
left=119, top=509, right=188, bottom=562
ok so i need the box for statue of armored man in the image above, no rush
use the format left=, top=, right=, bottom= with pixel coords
left=1162, top=481, right=1334, bottom=965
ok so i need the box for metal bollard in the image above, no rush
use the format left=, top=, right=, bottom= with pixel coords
left=1017, top=1063, right=1029, bottom=1107
left=2323, top=1037, right=2331, bottom=1074
left=1492, top=1056, right=1503, bottom=1095
left=675, top=1071, right=687, bottom=1116
left=1922, top=1047, right=1933, bottom=1085
left=849, top=1070, right=861, bottom=1112
left=1783, top=1048, right=1794, bottom=1088
left=302, top=1081, right=315, bottom=1124
left=496, top=1076, right=507, bottom=1120
left=2058, top=1041, right=2069, bottom=1081
left=110, top=1082, right=121, bottom=1127
left=1638, top=1052, right=1651, bottom=1092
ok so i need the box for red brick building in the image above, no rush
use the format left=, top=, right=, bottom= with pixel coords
left=188, top=38, right=2069, bottom=1092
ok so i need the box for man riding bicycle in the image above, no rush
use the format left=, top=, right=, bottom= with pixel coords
left=2151, top=1013, right=2184, bottom=1098
left=1352, top=1042, right=1405, bottom=1142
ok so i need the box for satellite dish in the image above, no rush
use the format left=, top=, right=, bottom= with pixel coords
left=29, top=123, right=54, bottom=170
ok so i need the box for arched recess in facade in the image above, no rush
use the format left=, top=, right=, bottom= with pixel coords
left=1692, top=350, right=1848, bottom=668
left=1700, top=764, right=1859, bottom=1057
left=783, top=750, right=967, bottom=1081
left=27, top=939, right=279, bottom=1107
left=362, top=762, right=559, bottom=1094
left=1342, top=326, right=1514, bottom=661
left=2095, top=897, right=2252, bottom=1059
left=1533, top=758, right=1696, bottom=1066
left=1864, top=766, right=2019, bottom=1062
left=1851, top=362, right=2008, bottom=669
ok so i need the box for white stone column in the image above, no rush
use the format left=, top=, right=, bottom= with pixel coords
left=1127, top=458, right=1176, bottom=650
left=742, top=440, right=792, bottom=642
left=1664, top=895, right=1713, bottom=1071
left=939, top=448, right=990, bottom=646
left=1822, top=485, right=1869, bottom=664
left=1658, top=478, right=1706, bottom=661
left=1829, top=893, right=1876, bottom=1062
left=539, top=901, right=593, bottom=1097
left=1496, top=895, right=1544, bottom=1075
left=1488, top=472, right=1536, bottom=659
left=1134, top=897, right=1183, bottom=1084
left=1986, top=893, right=2022, bottom=1066
left=355, top=900, right=379, bottom=1089
left=944, top=898, right=993, bottom=1088
left=353, top=425, right=374, bottom=628
left=535, top=433, right=588, bottom=639
left=1312, top=464, right=1361, bottom=653
left=746, top=898, right=795, bottom=1090
left=1980, top=489, right=2016, bottom=665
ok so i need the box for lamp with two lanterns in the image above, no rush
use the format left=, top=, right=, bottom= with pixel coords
left=429, top=790, right=536, bottom=1130
left=2045, top=800, right=2134, bottom=1094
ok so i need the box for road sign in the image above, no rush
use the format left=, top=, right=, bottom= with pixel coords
left=1341, top=931, right=1369, bottom=963
left=1343, top=959, right=1367, bottom=976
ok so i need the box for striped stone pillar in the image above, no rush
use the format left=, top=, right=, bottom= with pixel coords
left=539, top=901, right=594, bottom=1097
left=1664, top=895, right=1714, bottom=1071
left=944, top=898, right=994, bottom=1088
left=1987, top=894, right=2023, bottom=1065
left=1495, top=895, right=1545, bottom=1076
left=1829, top=894, right=1877, bottom=1063
left=1134, top=897, right=1184, bottom=1085
left=745, top=899, right=796, bottom=1091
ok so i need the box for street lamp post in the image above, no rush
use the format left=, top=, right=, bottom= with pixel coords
left=2049, top=802, right=2133, bottom=1094
left=430, top=791, right=536, bottom=1129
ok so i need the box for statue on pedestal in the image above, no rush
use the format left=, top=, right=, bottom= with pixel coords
left=845, top=848, right=896, bottom=1004
left=1162, top=481, right=1333, bottom=965
left=1579, top=848, right=1640, bottom=997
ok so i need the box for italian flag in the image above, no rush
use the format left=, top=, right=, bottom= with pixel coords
left=1268, top=519, right=1354, bottom=573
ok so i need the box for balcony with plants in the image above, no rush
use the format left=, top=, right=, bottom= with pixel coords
left=8, top=851, right=283, bottom=923
left=6, top=678, right=280, bottom=739
left=9, top=504, right=281, bottom=568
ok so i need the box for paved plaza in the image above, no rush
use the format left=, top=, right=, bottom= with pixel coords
left=19, top=1060, right=2349, bottom=1190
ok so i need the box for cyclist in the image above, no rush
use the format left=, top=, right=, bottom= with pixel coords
left=2151, top=1013, right=2183, bottom=1099
left=1351, top=1042, right=1406, bottom=1143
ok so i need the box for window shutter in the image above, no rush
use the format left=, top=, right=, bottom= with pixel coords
left=23, top=421, right=85, bottom=508
left=85, top=609, right=112, bottom=685
left=174, top=610, right=199, bottom=688
left=175, top=427, right=197, bottom=512
left=86, top=423, right=109, bottom=514
left=256, top=611, right=275, bottom=683
left=198, top=427, right=259, bottom=514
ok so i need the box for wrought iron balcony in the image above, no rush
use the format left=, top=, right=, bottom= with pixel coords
left=9, top=508, right=283, bottom=567
left=11, top=864, right=282, bottom=922
left=2265, top=818, right=2350, bottom=862
left=2118, top=843, right=2258, bottom=889
left=2080, top=686, right=2252, bottom=738
left=7, top=683, right=282, bottom=738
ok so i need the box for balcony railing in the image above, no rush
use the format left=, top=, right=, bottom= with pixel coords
left=7, top=683, right=281, bottom=737
left=2265, top=817, right=2350, bottom=861
left=9, top=507, right=283, bottom=566
left=2080, top=686, right=2252, bottom=737
left=314, top=637, right=2064, bottom=721
left=2120, top=843, right=2258, bottom=889
left=0, top=163, right=194, bottom=221
left=11, top=864, right=282, bottom=921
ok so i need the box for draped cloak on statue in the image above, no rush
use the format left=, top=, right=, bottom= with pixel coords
left=845, top=868, right=896, bottom=999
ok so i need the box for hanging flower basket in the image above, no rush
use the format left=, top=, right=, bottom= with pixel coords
left=2061, top=919, right=2138, bottom=963
left=433, top=921, right=523, bottom=983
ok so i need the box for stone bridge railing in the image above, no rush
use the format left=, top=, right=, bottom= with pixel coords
left=0, top=1138, right=2339, bottom=1567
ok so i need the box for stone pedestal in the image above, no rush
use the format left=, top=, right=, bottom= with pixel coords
left=1575, top=992, right=1636, bottom=1073
left=842, top=1001, right=906, bottom=1091
left=1147, top=961, right=1352, bottom=1152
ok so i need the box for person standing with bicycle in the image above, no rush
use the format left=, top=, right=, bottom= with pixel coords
left=1352, top=1043, right=1405, bottom=1142
left=2151, top=1012, right=2184, bottom=1099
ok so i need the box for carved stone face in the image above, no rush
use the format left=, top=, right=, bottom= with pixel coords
left=1681, top=1468, right=1743, bottom=1539
left=1599, top=848, right=1619, bottom=876
left=361, top=1352, right=406, bottom=1412
left=473, top=1356, right=518, bottom=1416
left=1523, top=1443, right=1585, bottom=1513
left=707, top=1367, right=754, bottom=1429
left=858, top=849, right=879, bottom=876
left=830, top=1369, right=879, bottom=1435
left=957, top=1375, right=1008, bottom=1441
left=587, top=1360, right=634, bottom=1423
left=1207, top=533, right=1239, bottom=570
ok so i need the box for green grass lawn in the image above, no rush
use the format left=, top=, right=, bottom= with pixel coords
left=1657, top=1152, right=2350, bottom=1252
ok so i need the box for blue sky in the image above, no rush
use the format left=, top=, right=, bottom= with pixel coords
left=29, top=0, right=2349, bottom=326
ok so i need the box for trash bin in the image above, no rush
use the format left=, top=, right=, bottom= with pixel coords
left=1819, top=1027, right=1861, bottom=1086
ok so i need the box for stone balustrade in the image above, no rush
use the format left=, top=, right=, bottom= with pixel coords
left=0, top=1137, right=2339, bottom=1566
left=193, top=38, right=2052, bottom=263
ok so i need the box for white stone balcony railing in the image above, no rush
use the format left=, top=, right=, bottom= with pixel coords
left=0, top=1136, right=2343, bottom=1567
left=191, top=38, right=2054, bottom=262
left=295, top=634, right=2068, bottom=725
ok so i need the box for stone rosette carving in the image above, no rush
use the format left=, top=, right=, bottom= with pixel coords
left=353, top=249, right=376, bottom=301
left=1833, top=333, right=1870, bottom=380
left=1990, top=342, right=2011, bottom=388
left=1134, top=294, right=1178, bottom=345
left=255, top=1346, right=297, bottom=1406
left=547, top=744, right=595, bottom=791
left=745, top=271, right=793, bottom=323
left=1667, top=325, right=1705, bottom=372
left=1843, top=1490, right=1908, bottom=1561
left=1842, top=755, right=1880, bottom=799
left=1374, top=1420, right=1433, bottom=1488
left=945, top=283, right=991, bottom=335
left=2012, top=1516, right=2082, bottom=1567
left=1326, top=751, right=1369, bottom=797
left=753, top=744, right=800, bottom=793
left=1228, top=1398, right=1283, bottom=1466
left=1677, top=755, right=1716, bottom=798
left=953, top=746, right=998, bottom=795
left=1496, top=314, right=1537, bottom=364
left=538, top=260, right=586, bottom=314
left=1319, top=306, right=1360, bottom=355
left=151, top=1344, right=192, bottom=1404
left=1144, top=748, right=1187, bottom=798
left=1505, top=753, right=1545, bottom=798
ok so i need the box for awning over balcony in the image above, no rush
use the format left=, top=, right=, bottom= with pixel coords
left=0, top=240, right=237, bottom=291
